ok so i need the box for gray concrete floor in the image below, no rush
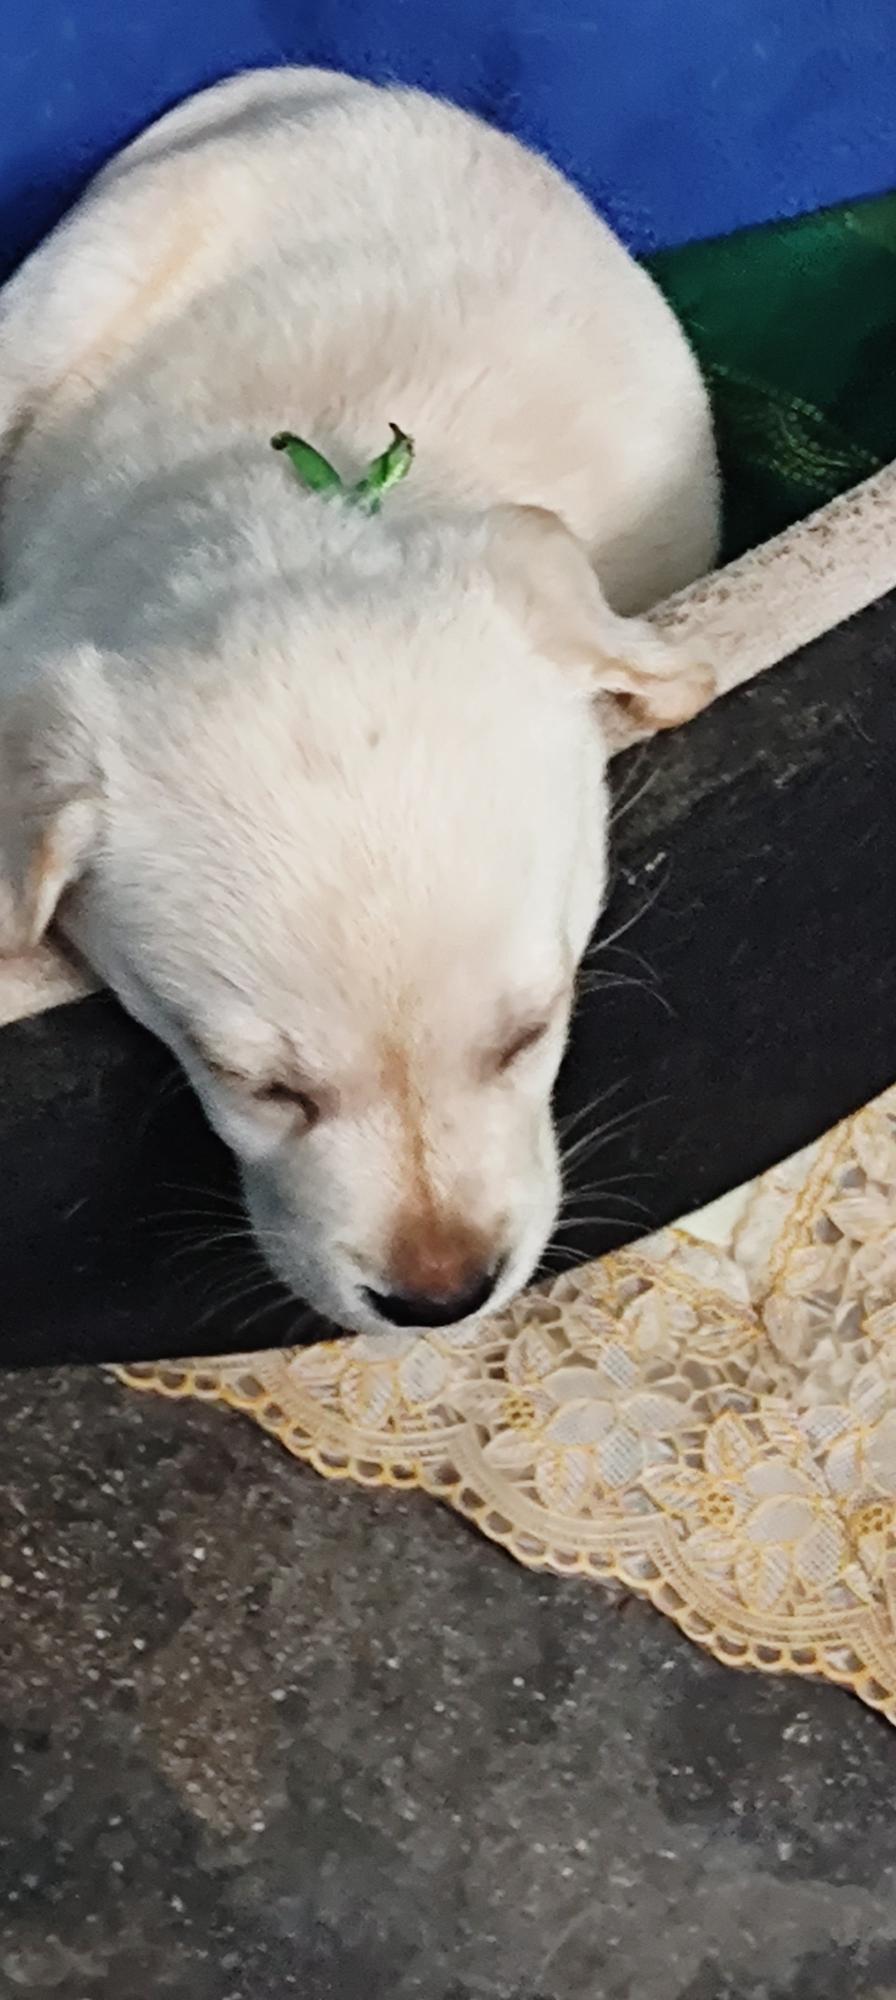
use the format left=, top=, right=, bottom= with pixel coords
left=1, top=1365, right=895, bottom=2000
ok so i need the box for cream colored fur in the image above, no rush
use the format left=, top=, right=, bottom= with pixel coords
left=0, top=68, right=719, bottom=1333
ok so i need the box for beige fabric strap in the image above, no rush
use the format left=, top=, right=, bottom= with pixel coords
left=615, top=459, right=896, bottom=749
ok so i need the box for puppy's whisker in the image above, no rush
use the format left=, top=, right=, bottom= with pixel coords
left=552, top=1192, right=652, bottom=1224
left=559, top=1186, right=653, bottom=1217
left=609, top=760, right=659, bottom=826
left=232, top=1295, right=314, bottom=1347
left=180, top=1250, right=267, bottom=1314
left=180, top=1219, right=298, bottom=1319
left=189, top=1270, right=286, bottom=1338
left=561, top=1109, right=646, bottom=1173
left=541, top=1218, right=643, bottom=1266
left=540, top=1245, right=606, bottom=1272
left=201, top=1248, right=276, bottom=1292
left=152, top=1207, right=251, bottom=1233
left=608, top=742, right=651, bottom=811
left=561, top=1093, right=667, bottom=1174
left=153, top=1222, right=254, bottom=1252
left=163, top=1228, right=257, bottom=1267
left=575, top=970, right=673, bottom=1018
left=154, top=1192, right=245, bottom=1208
left=554, top=1200, right=652, bottom=1229
left=586, top=864, right=671, bottom=958
left=561, top=1129, right=640, bottom=1179
left=134, top=1068, right=194, bottom=1144
left=148, top=1193, right=250, bottom=1246
left=160, top=1180, right=244, bottom=1212
left=560, top=1173, right=651, bottom=1204
left=576, top=969, right=658, bottom=996
left=556, top=1077, right=628, bottom=1140
left=582, top=940, right=657, bottom=980
left=563, top=1171, right=653, bottom=1199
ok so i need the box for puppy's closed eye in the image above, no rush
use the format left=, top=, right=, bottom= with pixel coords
left=195, top=1044, right=328, bottom=1129
left=488, top=980, right=572, bottom=1078
left=493, top=1019, right=551, bottom=1075
left=254, top=1079, right=323, bottom=1127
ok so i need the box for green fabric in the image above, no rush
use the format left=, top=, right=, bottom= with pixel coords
left=647, top=193, right=896, bottom=562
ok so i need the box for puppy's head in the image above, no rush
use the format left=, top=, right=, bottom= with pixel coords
left=0, top=504, right=709, bottom=1333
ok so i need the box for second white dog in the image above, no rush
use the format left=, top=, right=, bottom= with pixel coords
left=0, top=68, right=719, bottom=1334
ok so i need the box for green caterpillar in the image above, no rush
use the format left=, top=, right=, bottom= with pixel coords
left=271, top=422, right=414, bottom=514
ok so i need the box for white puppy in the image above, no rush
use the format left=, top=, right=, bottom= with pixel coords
left=0, top=69, right=719, bottom=1334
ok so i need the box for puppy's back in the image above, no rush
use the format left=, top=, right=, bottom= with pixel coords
left=0, top=67, right=718, bottom=608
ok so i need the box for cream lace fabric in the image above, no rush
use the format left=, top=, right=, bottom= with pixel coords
left=118, top=1082, right=896, bottom=1724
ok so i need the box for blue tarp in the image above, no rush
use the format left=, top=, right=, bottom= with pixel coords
left=1, top=1, right=895, bottom=280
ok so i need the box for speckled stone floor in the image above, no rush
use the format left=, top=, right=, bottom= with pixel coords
left=2, top=1366, right=895, bottom=2000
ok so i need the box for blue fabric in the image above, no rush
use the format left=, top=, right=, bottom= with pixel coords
left=1, top=0, right=895, bottom=282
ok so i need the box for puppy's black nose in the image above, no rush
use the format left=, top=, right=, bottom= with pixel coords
left=363, top=1267, right=500, bottom=1330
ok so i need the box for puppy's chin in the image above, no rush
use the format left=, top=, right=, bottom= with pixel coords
left=488, top=1191, right=563, bottom=1325
left=238, top=1177, right=356, bottom=1334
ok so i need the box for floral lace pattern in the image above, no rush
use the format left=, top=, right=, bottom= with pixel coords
left=116, top=1085, right=896, bottom=1723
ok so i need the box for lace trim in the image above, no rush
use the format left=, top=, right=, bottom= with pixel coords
left=116, top=1084, right=896, bottom=1724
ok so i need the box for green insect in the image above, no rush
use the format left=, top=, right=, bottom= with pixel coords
left=271, top=422, right=414, bottom=513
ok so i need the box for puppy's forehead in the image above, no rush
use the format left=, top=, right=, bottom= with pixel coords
left=101, top=577, right=607, bottom=1021
left=118, top=589, right=595, bottom=854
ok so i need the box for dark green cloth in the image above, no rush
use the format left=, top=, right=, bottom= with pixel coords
left=647, top=194, right=896, bottom=562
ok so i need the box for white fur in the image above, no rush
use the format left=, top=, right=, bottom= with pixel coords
left=0, top=69, right=719, bottom=1333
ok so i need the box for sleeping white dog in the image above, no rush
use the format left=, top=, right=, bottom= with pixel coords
left=0, top=69, right=719, bottom=1335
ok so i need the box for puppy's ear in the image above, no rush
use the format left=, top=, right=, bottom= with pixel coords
left=486, top=504, right=714, bottom=732
left=0, top=674, right=100, bottom=957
